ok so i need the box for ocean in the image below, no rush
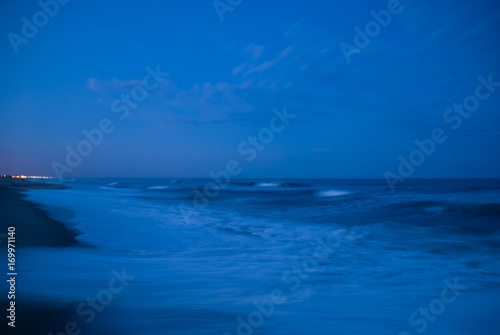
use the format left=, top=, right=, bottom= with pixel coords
left=17, top=179, right=500, bottom=334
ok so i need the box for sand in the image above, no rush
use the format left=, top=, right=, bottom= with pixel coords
left=0, top=177, right=82, bottom=334
left=0, top=177, right=77, bottom=247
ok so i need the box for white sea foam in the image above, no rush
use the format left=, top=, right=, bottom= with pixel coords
left=147, top=185, right=169, bottom=190
left=316, top=190, right=351, bottom=197
left=255, top=182, right=280, bottom=187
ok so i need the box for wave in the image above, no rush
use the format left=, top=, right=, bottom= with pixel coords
left=255, top=182, right=280, bottom=187
left=390, top=200, right=500, bottom=217
left=250, top=181, right=308, bottom=188
left=147, top=186, right=170, bottom=190
left=316, top=190, right=352, bottom=198
left=232, top=180, right=307, bottom=187
left=454, top=186, right=500, bottom=193
left=444, top=202, right=500, bottom=217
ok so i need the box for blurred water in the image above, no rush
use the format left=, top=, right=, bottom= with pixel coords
left=17, top=179, right=500, bottom=334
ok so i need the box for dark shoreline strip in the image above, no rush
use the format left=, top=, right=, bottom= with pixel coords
left=0, top=178, right=77, bottom=247
left=1, top=178, right=82, bottom=335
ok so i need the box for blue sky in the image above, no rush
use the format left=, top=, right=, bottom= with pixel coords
left=1, top=0, right=499, bottom=178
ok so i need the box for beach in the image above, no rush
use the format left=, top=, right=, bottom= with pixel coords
left=0, top=177, right=77, bottom=247
left=0, top=177, right=80, bottom=334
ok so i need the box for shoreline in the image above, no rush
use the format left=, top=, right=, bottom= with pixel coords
left=1, top=177, right=82, bottom=334
left=0, top=177, right=77, bottom=247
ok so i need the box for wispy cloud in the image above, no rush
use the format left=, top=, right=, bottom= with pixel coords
left=245, top=44, right=264, bottom=60
left=87, top=78, right=145, bottom=95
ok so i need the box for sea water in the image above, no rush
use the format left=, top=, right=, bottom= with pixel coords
left=16, top=179, right=500, bottom=334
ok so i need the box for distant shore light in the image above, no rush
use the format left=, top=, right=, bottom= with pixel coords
left=2, top=175, right=53, bottom=179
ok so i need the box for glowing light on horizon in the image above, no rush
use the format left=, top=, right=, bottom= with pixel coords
left=2, top=175, right=53, bottom=179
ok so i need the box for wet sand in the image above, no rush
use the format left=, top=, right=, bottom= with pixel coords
left=0, top=177, right=77, bottom=247
left=0, top=177, right=82, bottom=334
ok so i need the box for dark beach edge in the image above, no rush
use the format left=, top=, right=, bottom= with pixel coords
left=0, top=177, right=78, bottom=247
left=0, top=177, right=88, bottom=335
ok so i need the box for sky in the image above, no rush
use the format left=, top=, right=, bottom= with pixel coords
left=0, top=0, right=499, bottom=178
